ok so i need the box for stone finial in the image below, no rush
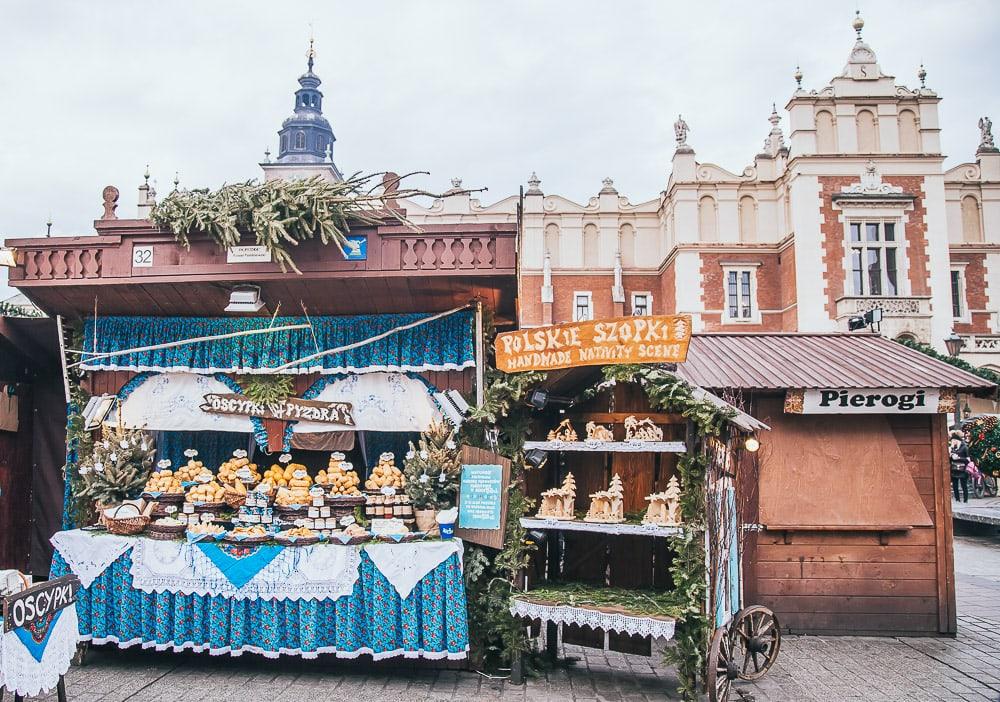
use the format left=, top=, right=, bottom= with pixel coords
left=450, top=177, right=463, bottom=189
left=979, top=117, right=997, bottom=153
left=852, top=10, right=864, bottom=39
left=526, top=171, right=542, bottom=195
left=172, top=172, right=180, bottom=191
left=600, top=177, right=617, bottom=194
left=674, top=114, right=690, bottom=148
left=101, top=186, right=119, bottom=220
left=794, top=65, right=803, bottom=89
left=917, top=64, right=927, bottom=89
left=763, top=104, right=785, bottom=156
left=264, top=147, right=272, bottom=163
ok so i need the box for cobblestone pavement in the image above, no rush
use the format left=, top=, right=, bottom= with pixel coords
left=28, top=529, right=1000, bottom=702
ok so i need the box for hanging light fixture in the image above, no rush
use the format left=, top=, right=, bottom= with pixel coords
left=744, top=436, right=760, bottom=453
left=944, top=332, right=966, bottom=357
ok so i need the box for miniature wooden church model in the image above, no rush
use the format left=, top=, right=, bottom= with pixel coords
left=547, top=419, right=578, bottom=442
left=584, top=474, right=625, bottom=524
left=643, top=475, right=683, bottom=526
left=536, top=473, right=576, bottom=520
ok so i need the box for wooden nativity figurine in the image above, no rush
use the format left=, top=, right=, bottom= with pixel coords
left=584, top=474, right=625, bottom=524
left=536, top=472, right=576, bottom=520
left=585, top=421, right=614, bottom=442
left=624, top=416, right=664, bottom=442
left=643, top=475, right=683, bottom=527
left=547, top=418, right=578, bottom=442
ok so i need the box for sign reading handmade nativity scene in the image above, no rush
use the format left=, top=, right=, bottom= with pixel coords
left=494, top=315, right=692, bottom=372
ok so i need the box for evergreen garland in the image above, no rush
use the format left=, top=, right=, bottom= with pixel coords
left=76, top=424, right=156, bottom=507
left=895, top=337, right=1000, bottom=386
left=151, top=173, right=466, bottom=274
left=236, top=374, right=294, bottom=405
left=64, top=378, right=94, bottom=528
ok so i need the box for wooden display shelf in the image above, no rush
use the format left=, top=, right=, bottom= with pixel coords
left=524, top=440, right=686, bottom=453
left=509, top=594, right=677, bottom=641
left=520, top=517, right=683, bottom=538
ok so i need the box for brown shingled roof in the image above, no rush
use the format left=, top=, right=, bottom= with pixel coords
left=676, top=333, right=995, bottom=393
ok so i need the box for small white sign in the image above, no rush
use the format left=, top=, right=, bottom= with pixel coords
left=132, top=245, right=154, bottom=268
left=799, top=387, right=941, bottom=414
left=226, top=246, right=272, bottom=264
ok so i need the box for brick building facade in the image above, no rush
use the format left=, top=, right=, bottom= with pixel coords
left=399, top=15, right=1000, bottom=371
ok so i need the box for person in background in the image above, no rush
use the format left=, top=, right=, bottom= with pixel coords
left=950, top=430, right=971, bottom=503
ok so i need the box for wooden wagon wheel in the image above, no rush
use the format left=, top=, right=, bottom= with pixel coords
left=707, top=624, right=738, bottom=702
left=731, top=605, right=781, bottom=681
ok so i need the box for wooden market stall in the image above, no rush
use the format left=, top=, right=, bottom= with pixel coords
left=4, top=188, right=519, bottom=662
left=676, top=332, right=995, bottom=637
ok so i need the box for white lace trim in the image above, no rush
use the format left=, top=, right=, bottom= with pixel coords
left=0, top=606, right=79, bottom=696
left=509, top=599, right=676, bottom=641
left=363, top=540, right=463, bottom=599
left=80, top=634, right=468, bottom=661
left=50, top=530, right=136, bottom=587
left=128, top=539, right=361, bottom=601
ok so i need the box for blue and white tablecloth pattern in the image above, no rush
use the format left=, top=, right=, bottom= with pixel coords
left=50, top=533, right=468, bottom=660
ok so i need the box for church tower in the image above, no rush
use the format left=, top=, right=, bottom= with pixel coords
left=261, top=39, right=343, bottom=182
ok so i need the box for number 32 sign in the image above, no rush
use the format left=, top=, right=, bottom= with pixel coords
left=132, top=245, right=154, bottom=268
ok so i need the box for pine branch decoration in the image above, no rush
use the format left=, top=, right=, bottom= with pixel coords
left=403, top=420, right=461, bottom=510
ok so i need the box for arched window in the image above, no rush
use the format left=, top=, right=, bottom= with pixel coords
left=280, top=134, right=288, bottom=152
left=316, top=135, right=326, bottom=152
left=896, top=332, right=917, bottom=343
left=544, top=223, right=560, bottom=267
left=698, top=196, right=718, bottom=241
left=738, top=195, right=757, bottom=242
left=816, top=110, right=837, bottom=153
left=898, top=109, right=920, bottom=153
left=583, top=223, right=599, bottom=268
left=962, top=195, right=984, bottom=242
left=294, top=131, right=305, bottom=149
left=619, top=224, right=636, bottom=268
left=856, top=109, right=878, bottom=152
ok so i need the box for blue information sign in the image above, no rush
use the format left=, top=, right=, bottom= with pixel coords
left=458, top=464, right=504, bottom=530
left=343, top=235, right=367, bottom=261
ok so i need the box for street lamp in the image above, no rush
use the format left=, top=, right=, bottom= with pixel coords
left=944, top=332, right=966, bottom=357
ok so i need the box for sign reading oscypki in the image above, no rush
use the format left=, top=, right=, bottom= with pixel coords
left=200, top=393, right=355, bottom=425
left=3, top=575, right=80, bottom=633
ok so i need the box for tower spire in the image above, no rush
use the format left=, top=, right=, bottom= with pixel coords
left=307, top=33, right=315, bottom=74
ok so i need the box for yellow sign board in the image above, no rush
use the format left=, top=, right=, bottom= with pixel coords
left=495, top=315, right=692, bottom=373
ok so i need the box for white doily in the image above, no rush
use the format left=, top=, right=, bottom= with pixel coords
left=128, top=538, right=361, bottom=601
left=509, top=599, right=676, bottom=641
left=363, top=540, right=463, bottom=599
left=50, top=530, right=136, bottom=587
left=0, top=605, right=80, bottom=696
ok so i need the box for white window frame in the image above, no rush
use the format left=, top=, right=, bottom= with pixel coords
left=951, top=263, right=971, bottom=324
left=721, top=265, right=761, bottom=324
left=844, top=218, right=907, bottom=298
left=631, top=292, right=653, bottom=316
left=573, top=291, right=593, bottom=322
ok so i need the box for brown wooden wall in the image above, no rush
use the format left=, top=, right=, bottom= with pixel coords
left=748, top=395, right=956, bottom=636
left=0, top=384, right=35, bottom=572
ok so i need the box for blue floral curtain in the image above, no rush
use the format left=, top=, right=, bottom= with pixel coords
left=81, top=311, right=474, bottom=375
left=155, top=431, right=253, bottom=472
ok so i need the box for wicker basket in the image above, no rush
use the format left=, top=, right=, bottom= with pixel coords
left=188, top=501, right=228, bottom=514
left=274, top=535, right=320, bottom=547
left=223, top=490, right=248, bottom=510
left=101, top=505, right=150, bottom=536
left=146, top=523, right=186, bottom=541
left=141, top=491, right=184, bottom=504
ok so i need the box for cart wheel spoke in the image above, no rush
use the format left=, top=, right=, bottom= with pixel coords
left=731, top=606, right=782, bottom=682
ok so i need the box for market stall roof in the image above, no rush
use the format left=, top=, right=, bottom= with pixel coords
left=676, top=333, right=994, bottom=393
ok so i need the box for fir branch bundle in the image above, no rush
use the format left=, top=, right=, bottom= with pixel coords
left=76, top=425, right=156, bottom=507
left=403, top=421, right=461, bottom=510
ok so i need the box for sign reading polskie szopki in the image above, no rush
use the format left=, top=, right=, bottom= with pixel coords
left=784, top=387, right=955, bottom=414
left=495, top=315, right=692, bottom=373
left=201, top=394, right=355, bottom=425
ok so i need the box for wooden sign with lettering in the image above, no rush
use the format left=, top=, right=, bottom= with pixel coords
left=200, top=394, right=355, bottom=425
left=454, top=446, right=510, bottom=550
left=3, top=575, right=80, bottom=633
left=495, top=315, right=692, bottom=373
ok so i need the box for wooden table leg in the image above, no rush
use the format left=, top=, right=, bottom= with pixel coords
left=57, top=676, right=68, bottom=702
left=72, top=641, right=89, bottom=667
left=510, top=647, right=524, bottom=685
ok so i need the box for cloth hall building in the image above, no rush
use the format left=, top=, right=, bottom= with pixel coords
left=402, top=16, right=1000, bottom=370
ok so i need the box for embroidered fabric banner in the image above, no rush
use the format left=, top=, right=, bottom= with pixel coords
left=80, top=312, right=475, bottom=375
left=0, top=605, right=79, bottom=697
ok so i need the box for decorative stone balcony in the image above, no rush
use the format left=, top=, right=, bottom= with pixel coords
left=834, top=296, right=932, bottom=340
left=959, top=335, right=1000, bottom=353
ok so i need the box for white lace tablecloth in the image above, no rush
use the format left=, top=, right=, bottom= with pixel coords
left=51, top=530, right=136, bottom=587
left=0, top=605, right=79, bottom=697
left=129, top=538, right=362, bottom=601
left=510, top=599, right=676, bottom=641
left=364, top=540, right=464, bottom=599
left=51, top=530, right=465, bottom=603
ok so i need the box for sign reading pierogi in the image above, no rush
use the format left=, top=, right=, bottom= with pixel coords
left=495, top=315, right=692, bottom=372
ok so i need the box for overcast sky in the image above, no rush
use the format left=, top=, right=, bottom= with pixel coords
left=1, top=0, right=998, bottom=252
